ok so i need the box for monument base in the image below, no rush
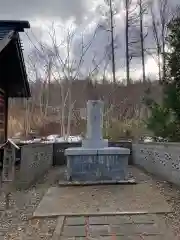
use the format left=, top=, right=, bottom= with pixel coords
left=65, top=147, right=130, bottom=182
left=82, top=139, right=108, bottom=148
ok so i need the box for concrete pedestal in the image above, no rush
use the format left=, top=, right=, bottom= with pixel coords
left=65, top=147, right=130, bottom=181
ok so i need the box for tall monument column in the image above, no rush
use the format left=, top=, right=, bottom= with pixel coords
left=86, top=100, right=103, bottom=140
left=82, top=100, right=108, bottom=148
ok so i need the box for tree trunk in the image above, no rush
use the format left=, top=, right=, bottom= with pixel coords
left=125, top=0, right=130, bottom=85
left=139, top=0, right=146, bottom=82
left=109, top=0, right=116, bottom=84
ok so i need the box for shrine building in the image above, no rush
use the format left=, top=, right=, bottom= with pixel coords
left=0, top=20, right=31, bottom=144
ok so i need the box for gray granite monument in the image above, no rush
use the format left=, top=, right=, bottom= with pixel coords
left=65, top=100, right=130, bottom=182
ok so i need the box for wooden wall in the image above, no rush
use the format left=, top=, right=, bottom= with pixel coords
left=0, top=87, right=6, bottom=143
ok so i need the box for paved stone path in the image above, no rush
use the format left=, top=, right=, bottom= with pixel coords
left=52, top=214, right=176, bottom=239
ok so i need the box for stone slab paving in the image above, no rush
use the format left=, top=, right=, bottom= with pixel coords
left=52, top=214, right=176, bottom=239
left=33, top=183, right=171, bottom=217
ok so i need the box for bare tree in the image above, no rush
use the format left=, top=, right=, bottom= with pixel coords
left=149, top=0, right=170, bottom=82
left=125, top=0, right=149, bottom=84
left=125, top=0, right=142, bottom=84
left=49, top=26, right=103, bottom=138
left=109, top=0, right=116, bottom=84
left=125, top=0, right=131, bottom=85
left=98, top=0, right=121, bottom=84
left=138, top=0, right=148, bottom=82
left=159, top=0, right=169, bottom=80
left=26, top=23, right=106, bottom=138
left=27, top=48, right=56, bottom=135
left=150, top=6, right=162, bottom=82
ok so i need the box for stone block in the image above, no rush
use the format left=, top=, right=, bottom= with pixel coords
left=65, top=217, right=86, bottom=226
left=107, top=215, right=132, bottom=224
left=130, top=214, right=157, bottom=224
left=89, top=225, right=109, bottom=237
left=88, top=216, right=108, bottom=225
left=17, top=143, right=53, bottom=189
left=62, top=226, right=86, bottom=237
left=66, top=153, right=129, bottom=181
left=110, top=223, right=160, bottom=236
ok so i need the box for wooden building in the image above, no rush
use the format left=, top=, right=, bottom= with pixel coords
left=0, top=20, right=31, bottom=144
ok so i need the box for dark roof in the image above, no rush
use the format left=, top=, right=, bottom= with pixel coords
left=0, top=20, right=30, bottom=32
left=0, top=20, right=31, bottom=98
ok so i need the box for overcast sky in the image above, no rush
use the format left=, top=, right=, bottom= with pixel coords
left=0, top=0, right=178, bottom=81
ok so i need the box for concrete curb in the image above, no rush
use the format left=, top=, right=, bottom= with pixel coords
left=58, top=178, right=136, bottom=187
left=32, top=210, right=172, bottom=219
left=52, top=216, right=65, bottom=240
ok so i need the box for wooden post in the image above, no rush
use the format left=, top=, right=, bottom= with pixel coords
left=0, top=139, right=19, bottom=210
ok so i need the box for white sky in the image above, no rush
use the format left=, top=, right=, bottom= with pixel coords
left=0, top=0, right=172, bottom=81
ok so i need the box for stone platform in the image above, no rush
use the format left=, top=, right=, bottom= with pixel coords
left=33, top=182, right=171, bottom=218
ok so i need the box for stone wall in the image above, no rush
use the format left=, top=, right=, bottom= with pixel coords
left=133, top=143, right=180, bottom=185
left=16, top=143, right=53, bottom=188
left=53, top=142, right=81, bottom=166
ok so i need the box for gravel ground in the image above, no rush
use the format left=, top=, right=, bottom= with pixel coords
left=0, top=166, right=64, bottom=240
left=156, top=178, right=180, bottom=238
left=1, top=166, right=180, bottom=239
left=132, top=166, right=180, bottom=239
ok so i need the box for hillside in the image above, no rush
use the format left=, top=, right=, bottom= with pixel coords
left=8, top=79, right=162, bottom=138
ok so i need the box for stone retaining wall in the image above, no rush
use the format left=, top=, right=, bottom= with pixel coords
left=133, top=143, right=180, bottom=185
left=16, top=143, right=53, bottom=188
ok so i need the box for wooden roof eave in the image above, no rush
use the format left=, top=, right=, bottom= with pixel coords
left=0, top=30, right=14, bottom=54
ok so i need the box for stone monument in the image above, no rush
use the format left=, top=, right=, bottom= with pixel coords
left=65, top=100, right=130, bottom=183
left=82, top=100, right=108, bottom=148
